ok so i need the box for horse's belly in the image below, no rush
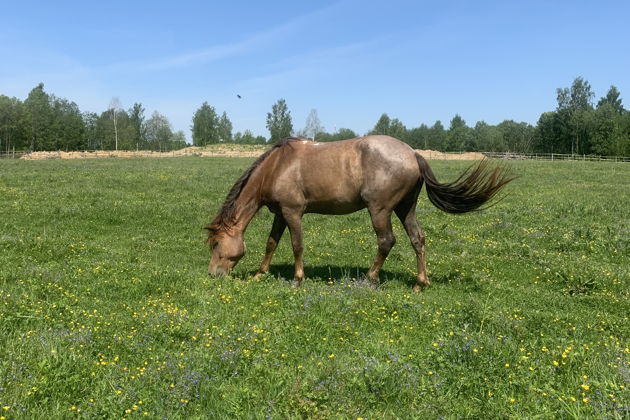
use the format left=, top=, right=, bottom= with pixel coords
left=304, top=199, right=365, bottom=215
left=302, top=179, right=364, bottom=214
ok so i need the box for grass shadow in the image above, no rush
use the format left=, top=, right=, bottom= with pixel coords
left=428, top=269, right=484, bottom=292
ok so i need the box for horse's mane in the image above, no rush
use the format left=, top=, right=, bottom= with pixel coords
left=206, top=137, right=301, bottom=235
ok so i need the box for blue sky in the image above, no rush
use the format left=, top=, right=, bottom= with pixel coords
left=1, top=0, right=628, bottom=140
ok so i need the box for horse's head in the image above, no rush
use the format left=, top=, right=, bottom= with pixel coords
left=207, top=227, right=246, bottom=277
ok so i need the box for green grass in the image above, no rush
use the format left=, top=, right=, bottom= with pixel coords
left=1, top=156, right=628, bottom=419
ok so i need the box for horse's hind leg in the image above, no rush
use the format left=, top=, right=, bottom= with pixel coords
left=366, top=207, right=396, bottom=285
left=255, top=213, right=287, bottom=277
left=395, top=191, right=429, bottom=292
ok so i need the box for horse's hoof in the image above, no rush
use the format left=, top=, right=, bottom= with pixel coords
left=355, top=276, right=379, bottom=289
left=413, top=282, right=430, bottom=292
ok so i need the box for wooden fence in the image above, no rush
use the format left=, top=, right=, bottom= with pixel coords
left=2, top=149, right=629, bottom=162
left=481, top=152, right=630, bottom=162
left=0, top=149, right=27, bottom=159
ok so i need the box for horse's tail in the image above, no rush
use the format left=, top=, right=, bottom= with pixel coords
left=415, top=153, right=514, bottom=214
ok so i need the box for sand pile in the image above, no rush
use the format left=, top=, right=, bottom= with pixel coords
left=20, top=146, right=267, bottom=160
left=21, top=146, right=485, bottom=161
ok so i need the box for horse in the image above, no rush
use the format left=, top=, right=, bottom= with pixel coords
left=205, top=135, right=513, bottom=291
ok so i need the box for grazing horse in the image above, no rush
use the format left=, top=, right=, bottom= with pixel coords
left=206, top=136, right=512, bottom=291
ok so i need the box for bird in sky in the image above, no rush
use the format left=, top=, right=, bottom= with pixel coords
left=236, top=94, right=242, bottom=99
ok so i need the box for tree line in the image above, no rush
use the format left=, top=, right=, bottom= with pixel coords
left=1, top=77, right=629, bottom=156
left=198, top=77, right=629, bottom=156
left=363, top=77, right=628, bottom=156
left=0, top=83, right=186, bottom=153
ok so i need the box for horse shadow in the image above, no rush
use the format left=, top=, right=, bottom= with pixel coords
left=237, top=264, right=416, bottom=288
left=238, top=264, right=482, bottom=291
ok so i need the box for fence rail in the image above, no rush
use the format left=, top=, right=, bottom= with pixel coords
left=0, top=150, right=27, bottom=159
left=482, top=151, right=630, bottom=162
left=2, top=149, right=630, bottom=162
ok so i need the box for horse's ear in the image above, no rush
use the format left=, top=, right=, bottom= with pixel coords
left=204, top=225, right=218, bottom=244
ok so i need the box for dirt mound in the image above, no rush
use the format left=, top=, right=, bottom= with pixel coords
left=20, top=146, right=268, bottom=160
left=21, top=146, right=484, bottom=161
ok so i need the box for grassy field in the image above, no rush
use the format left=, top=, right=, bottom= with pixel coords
left=0, top=156, right=628, bottom=419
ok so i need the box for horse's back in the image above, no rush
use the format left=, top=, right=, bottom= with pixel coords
left=355, top=136, right=421, bottom=207
left=264, top=136, right=420, bottom=214
left=358, top=135, right=418, bottom=167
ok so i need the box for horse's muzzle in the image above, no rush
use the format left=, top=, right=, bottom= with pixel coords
left=208, top=267, right=228, bottom=277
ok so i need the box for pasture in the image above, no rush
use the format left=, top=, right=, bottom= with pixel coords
left=0, top=156, right=628, bottom=418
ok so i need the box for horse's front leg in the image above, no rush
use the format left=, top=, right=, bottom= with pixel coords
left=282, top=208, right=305, bottom=286
left=255, top=213, right=287, bottom=277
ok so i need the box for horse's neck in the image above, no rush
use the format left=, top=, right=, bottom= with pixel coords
left=230, top=146, right=280, bottom=233
left=231, top=172, right=263, bottom=233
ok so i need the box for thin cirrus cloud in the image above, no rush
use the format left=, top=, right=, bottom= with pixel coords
left=0, top=3, right=343, bottom=120
left=101, top=36, right=258, bottom=74
left=101, top=3, right=343, bottom=74
left=233, top=39, right=382, bottom=96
